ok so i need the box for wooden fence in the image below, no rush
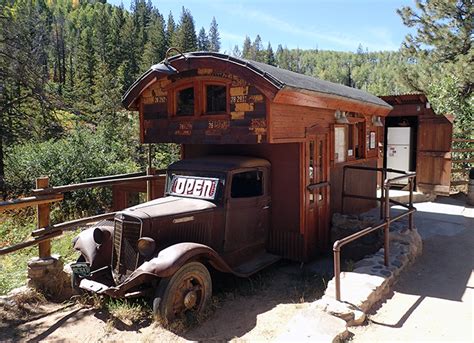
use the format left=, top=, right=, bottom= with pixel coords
left=451, top=137, right=474, bottom=187
left=0, top=169, right=165, bottom=257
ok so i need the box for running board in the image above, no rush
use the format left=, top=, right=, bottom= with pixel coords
left=233, top=252, right=281, bottom=275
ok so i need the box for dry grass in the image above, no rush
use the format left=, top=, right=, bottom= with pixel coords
left=106, top=298, right=152, bottom=326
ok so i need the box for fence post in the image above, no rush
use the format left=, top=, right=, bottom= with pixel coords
left=36, top=176, right=51, bottom=258
left=146, top=167, right=156, bottom=202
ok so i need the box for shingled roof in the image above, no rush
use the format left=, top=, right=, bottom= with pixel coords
left=122, top=51, right=391, bottom=111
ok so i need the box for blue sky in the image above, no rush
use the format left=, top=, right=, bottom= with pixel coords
left=108, top=0, right=415, bottom=52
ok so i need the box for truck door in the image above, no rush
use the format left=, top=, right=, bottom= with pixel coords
left=224, top=168, right=270, bottom=254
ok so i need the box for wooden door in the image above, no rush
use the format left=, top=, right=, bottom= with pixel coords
left=305, top=132, right=330, bottom=258
left=417, top=116, right=453, bottom=195
left=224, top=168, right=271, bottom=254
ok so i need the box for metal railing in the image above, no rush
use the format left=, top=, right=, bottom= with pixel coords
left=333, top=166, right=416, bottom=301
left=0, top=169, right=165, bottom=257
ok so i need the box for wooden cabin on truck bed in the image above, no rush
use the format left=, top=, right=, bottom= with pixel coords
left=122, top=51, right=392, bottom=261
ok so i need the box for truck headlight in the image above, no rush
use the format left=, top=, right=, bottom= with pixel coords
left=137, top=237, right=156, bottom=257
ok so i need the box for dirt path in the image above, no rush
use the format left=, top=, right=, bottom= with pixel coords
left=351, top=197, right=474, bottom=342
left=1, top=260, right=328, bottom=342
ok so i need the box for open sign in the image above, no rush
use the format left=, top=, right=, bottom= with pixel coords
left=170, top=176, right=219, bottom=200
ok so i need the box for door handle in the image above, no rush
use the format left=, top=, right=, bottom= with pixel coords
left=263, top=205, right=270, bottom=210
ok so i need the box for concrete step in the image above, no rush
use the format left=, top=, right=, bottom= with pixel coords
left=276, top=308, right=349, bottom=342
left=376, top=189, right=436, bottom=204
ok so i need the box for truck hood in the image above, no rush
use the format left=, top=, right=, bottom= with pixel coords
left=119, top=196, right=216, bottom=220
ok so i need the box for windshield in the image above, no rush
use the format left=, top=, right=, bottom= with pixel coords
left=166, top=171, right=226, bottom=204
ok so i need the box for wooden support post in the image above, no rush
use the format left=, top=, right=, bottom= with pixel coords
left=36, top=177, right=51, bottom=258
left=146, top=167, right=156, bottom=202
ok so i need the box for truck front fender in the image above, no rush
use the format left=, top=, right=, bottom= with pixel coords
left=103, top=242, right=243, bottom=297
left=73, top=222, right=114, bottom=270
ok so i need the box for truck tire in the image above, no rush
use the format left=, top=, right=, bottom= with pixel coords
left=153, top=261, right=212, bottom=323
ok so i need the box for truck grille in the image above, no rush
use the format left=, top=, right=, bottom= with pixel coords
left=112, top=216, right=142, bottom=279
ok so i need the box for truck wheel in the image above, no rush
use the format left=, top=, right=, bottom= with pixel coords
left=153, top=261, right=212, bottom=323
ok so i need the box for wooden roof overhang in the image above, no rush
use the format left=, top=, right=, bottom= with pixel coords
left=122, top=52, right=392, bottom=116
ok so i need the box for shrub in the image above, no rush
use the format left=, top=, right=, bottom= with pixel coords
left=5, top=125, right=139, bottom=219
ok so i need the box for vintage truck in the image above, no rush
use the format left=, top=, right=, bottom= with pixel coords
left=71, top=155, right=280, bottom=322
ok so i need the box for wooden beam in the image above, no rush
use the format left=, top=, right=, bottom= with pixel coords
left=33, top=174, right=164, bottom=195
left=0, top=231, right=62, bottom=256
left=452, top=138, right=474, bottom=143
left=452, top=159, right=474, bottom=164
left=36, top=177, right=51, bottom=258
left=451, top=148, right=474, bottom=153
left=31, top=212, right=117, bottom=237
left=0, top=194, right=63, bottom=212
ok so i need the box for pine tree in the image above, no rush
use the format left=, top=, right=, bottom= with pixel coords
left=242, top=36, right=252, bottom=59
left=265, top=42, right=276, bottom=66
left=109, top=5, right=126, bottom=74
left=231, top=44, right=241, bottom=58
left=208, top=16, right=220, bottom=52
left=141, top=11, right=166, bottom=70
left=252, top=35, right=264, bottom=62
left=398, top=0, right=473, bottom=97
left=166, top=11, right=176, bottom=49
left=93, top=3, right=112, bottom=65
left=398, top=0, right=473, bottom=135
left=197, top=27, right=209, bottom=51
left=173, top=7, right=197, bottom=53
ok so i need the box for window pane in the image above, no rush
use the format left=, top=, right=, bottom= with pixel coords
left=335, top=127, right=346, bottom=163
left=206, top=85, right=226, bottom=113
left=176, top=87, right=194, bottom=116
left=231, top=171, right=263, bottom=198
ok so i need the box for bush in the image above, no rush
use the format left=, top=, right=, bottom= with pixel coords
left=5, top=125, right=139, bottom=219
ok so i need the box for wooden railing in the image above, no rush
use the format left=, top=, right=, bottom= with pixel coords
left=334, top=166, right=416, bottom=301
left=0, top=169, right=165, bottom=257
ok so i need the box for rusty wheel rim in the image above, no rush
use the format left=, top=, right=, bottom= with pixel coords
left=171, top=274, right=205, bottom=317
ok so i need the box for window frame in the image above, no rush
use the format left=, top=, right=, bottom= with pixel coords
left=202, top=81, right=230, bottom=117
left=168, top=77, right=231, bottom=119
left=333, top=118, right=367, bottom=164
left=172, top=81, right=197, bottom=118
left=229, top=169, right=265, bottom=199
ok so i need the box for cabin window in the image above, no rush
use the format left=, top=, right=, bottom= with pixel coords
left=231, top=171, right=263, bottom=198
left=348, top=122, right=365, bottom=159
left=205, top=84, right=227, bottom=114
left=176, top=86, right=194, bottom=116
left=334, top=126, right=347, bottom=163
left=335, top=122, right=366, bottom=163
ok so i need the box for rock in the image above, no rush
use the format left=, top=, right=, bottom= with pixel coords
left=331, top=213, right=384, bottom=261
left=276, top=308, right=349, bottom=343
left=26, top=255, right=73, bottom=301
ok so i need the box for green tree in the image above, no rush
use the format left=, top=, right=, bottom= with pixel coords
left=208, top=16, right=220, bottom=52
left=141, top=11, right=166, bottom=70
left=242, top=36, right=252, bottom=59
left=398, top=0, right=473, bottom=95
left=265, top=42, right=276, bottom=66
left=166, top=11, right=176, bottom=48
left=173, top=7, right=197, bottom=52
left=197, top=27, right=209, bottom=51
left=398, top=0, right=473, bottom=133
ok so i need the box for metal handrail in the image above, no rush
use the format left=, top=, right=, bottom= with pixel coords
left=333, top=167, right=416, bottom=301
